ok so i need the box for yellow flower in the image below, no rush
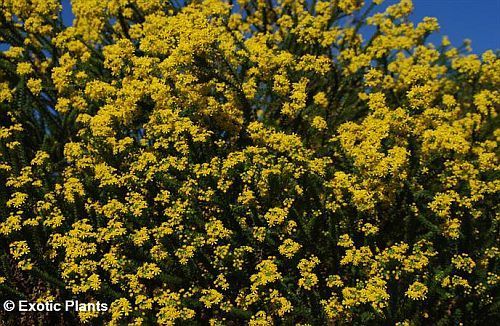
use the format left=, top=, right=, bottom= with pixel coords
left=27, top=78, right=42, bottom=95
left=16, top=62, right=33, bottom=75
left=311, top=116, right=328, bottom=131
left=250, top=258, right=282, bottom=291
left=278, top=239, right=301, bottom=258
left=406, top=281, right=428, bottom=300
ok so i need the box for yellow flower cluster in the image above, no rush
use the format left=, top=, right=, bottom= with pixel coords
left=0, top=0, right=498, bottom=324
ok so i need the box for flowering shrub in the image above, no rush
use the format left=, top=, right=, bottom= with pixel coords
left=0, top=0, right=499, bottom=324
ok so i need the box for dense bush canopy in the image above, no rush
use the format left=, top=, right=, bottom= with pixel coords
left=0, top=0, right=499, bottom=324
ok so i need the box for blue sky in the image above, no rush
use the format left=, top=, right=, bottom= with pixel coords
left=408, top=0, right=500, bottom=53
